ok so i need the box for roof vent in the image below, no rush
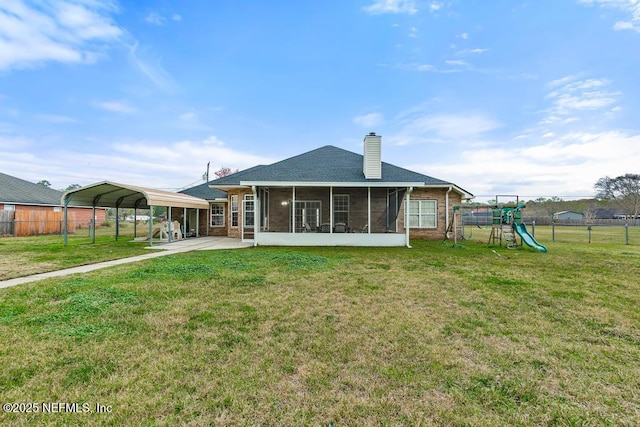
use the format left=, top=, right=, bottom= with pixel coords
left=363, top=132, right=382, bottom=179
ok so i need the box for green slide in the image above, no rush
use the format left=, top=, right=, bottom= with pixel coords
left=514, top=223, right=548, bottom=252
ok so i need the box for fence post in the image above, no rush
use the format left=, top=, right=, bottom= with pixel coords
left=625, top=223, right=629, bottom=245
left=587, top=225, right=592, bottom=244
left=552, top=222, right=555, bottom=242
left=532, top=220, right=536, bottom=237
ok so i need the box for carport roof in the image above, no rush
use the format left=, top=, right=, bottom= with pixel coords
left=62, top=181, right=210, bottom=210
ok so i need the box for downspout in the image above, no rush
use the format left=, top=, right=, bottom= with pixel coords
left=252, top=186, right=258, bottom=246
left=445, top=186, right=453, bottom=239
left=405, top=187, right=413, bottom=248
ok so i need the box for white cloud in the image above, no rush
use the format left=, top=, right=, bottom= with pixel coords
left=171, top=14, right=181, bottom=22
left=408, top=130, right=640, bottom=199
left=363, top=0, right=417, bottom=15
left=0, top=135, right=277, bottom=190
left=37, top=114, right=78, bottom=123
left=127, top=42, right=179, bottom=93
left=430, top=2, right=443, bottom=12
left=353, top=113, right=384, bottom=128
left=0, top=0, right=122, bottom=71
left=94, top=100, right=137, bottom=114
left=390, top=109, right=502, bottom=146
left=578, top=0, right=640, bottom=31
left=144, top=12, right=166, bottom=25
left=456, top=48, right=489, bottom=56
left=542, top=76, right=621, bottom=123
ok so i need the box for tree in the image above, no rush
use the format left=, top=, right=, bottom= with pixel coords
left=37, top=180, right=51, bottom=187
left=214, top=166, right=239, bottom=178
left=64, top=184, right=81, bottom=192
left=595, top=174, right=640, bottom=218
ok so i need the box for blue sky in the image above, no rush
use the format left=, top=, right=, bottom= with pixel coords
left=1, top=0, right=639, bottom=201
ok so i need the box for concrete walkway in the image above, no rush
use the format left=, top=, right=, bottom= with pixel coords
left=0, top=237, right=252, bottom=290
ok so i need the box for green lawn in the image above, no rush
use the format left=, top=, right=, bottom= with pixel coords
left=0, top=231, right=150, bottom=281
left=1, top=240, right=639, bottom=425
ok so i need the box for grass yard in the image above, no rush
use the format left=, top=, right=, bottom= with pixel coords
left=0, top=234, right=150, bottom=281
left=1, top=240, right=639, bottom=425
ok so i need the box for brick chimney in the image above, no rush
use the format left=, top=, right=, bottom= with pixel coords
left=363, top=132, right=381, bottom=179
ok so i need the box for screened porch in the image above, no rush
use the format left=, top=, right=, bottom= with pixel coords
left=249, top=186, right=411, bottom=246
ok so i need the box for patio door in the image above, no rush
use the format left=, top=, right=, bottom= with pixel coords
left=292, top=201, right=321, bottom=232
left=242, top=195, right=255, bottom=241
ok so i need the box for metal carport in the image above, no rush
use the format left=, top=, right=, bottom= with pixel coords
left=61, top=181, right=210, bottom=246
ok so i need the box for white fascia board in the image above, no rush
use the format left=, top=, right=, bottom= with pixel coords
left=427, top=184, right=474, bottom=199
left=239, top=181, right=426, bottom=188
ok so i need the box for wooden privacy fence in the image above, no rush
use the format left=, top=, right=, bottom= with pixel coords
left=0, top=211, right=77, bottom=237
left=0, top=211, right=13, bottom=236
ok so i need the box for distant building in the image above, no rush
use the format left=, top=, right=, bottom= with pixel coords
left=553, top=211, right=584, bottom=221
left=0, top=172, right=106, bottom=236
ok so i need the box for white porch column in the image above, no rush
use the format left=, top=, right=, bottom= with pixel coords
left=253, top=186, right=259, bottom=246
left=292, top=186, right=296, bottom=233
left=330, top=186, right=333, bottom=234
left=405, top=187, right=413, bottom=248
left=367, top=187, right=371, bottom=234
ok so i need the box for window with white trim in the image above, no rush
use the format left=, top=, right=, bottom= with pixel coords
left=231, top=195, right=238, bottom=227
left=333, top=194, right=349, bottom=225
left=409, top=200, right=437, bottom=228
left=3, top=205, right=15, bottom=211
left=210, top=203, right=225, bottom=227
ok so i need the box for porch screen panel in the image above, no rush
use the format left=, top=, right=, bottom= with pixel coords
left=292, top=201, right=321, bottom=232
left=333, top=194, right=349, bottom=225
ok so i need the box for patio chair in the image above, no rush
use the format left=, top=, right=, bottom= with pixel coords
left=334, top=222, right=348, bottom=233
left=303, top=223, right=314, bottom=233
left=352, top=224, right=368, bottom=233
left=171, top=220, right=182, bottom=240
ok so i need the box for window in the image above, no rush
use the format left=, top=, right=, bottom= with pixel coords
left=231, top=195, right=238, bottom=227
left=3, top=205, right=15, bottom=211
left=333, top=194, right=349, bottom=225
left=409, top=200, right=437, bottom=228
left=53, top=207, right=62, bottom=212
left=244, top=195, right=255, bottom=228
left=210, top=203, right=225, bottom=227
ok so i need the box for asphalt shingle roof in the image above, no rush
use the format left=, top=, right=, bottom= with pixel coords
left=0, top=172, right=64, bottom=206
left=179, top=181, right=228, bottom=200
left=210, top=145, right=458, bottom=187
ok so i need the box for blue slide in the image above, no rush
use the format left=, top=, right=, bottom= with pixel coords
left=514, top=223, right=548, bottom=253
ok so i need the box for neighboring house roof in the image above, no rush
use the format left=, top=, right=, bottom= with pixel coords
left=179, top=181, right=228, bottom=201
left=590, top=208, right=620, bottom=219
left=554, top=211, right=583, bottom=217
left=0, top=172, right=64, bottom=206
left=209, top=145, right=473, bottom=197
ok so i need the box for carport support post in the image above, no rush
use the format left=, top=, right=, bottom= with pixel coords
left=63, top=196, right=70, bottom=245
left=196, top=209, right=200, bottom=237
left=115, top=207, right=119, bottom=241
left=149, top=205, right=154, bottom=247
left=168, top=206, right=172, bottom=243
left=183, top=207, right=187, bottom=237
left=91, top=205, right=96, bottom=244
